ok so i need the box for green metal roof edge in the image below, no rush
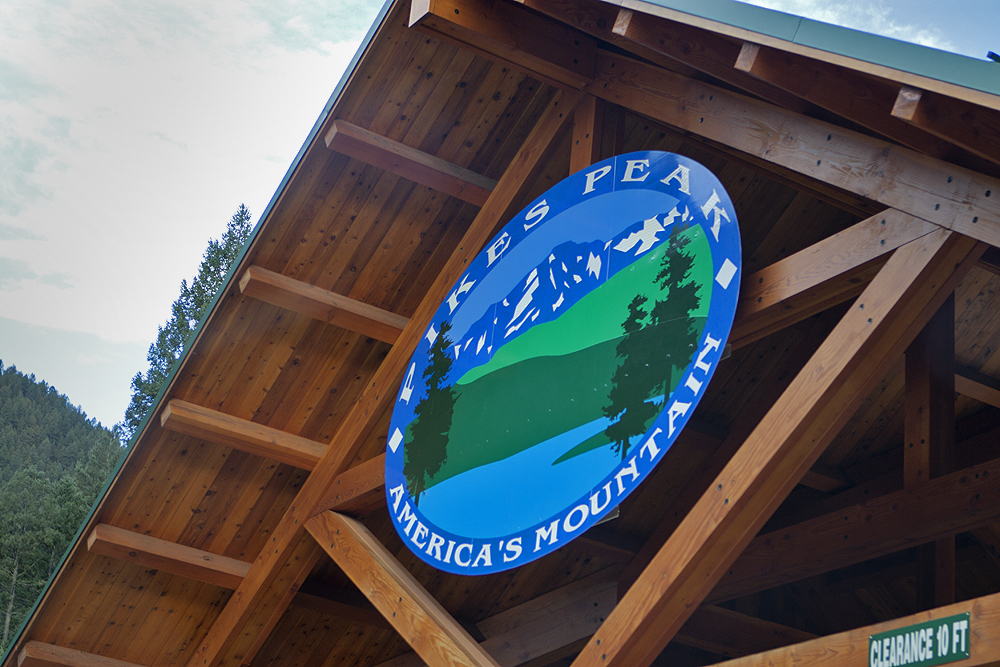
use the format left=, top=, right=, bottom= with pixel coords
left=0, top=0, right=396, bottom=661
left=621, top=0, right=1000, bottom=98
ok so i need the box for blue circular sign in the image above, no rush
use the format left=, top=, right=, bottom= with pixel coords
left=386, top=151, right=741, bottom=574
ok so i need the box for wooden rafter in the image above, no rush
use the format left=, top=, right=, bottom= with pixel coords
left=618, top=313, right=839, bottom=593
left=955, top=365, right=1000, bottom=408
left=87, top=523, right=389, bottom=628
left=707, top=590, right=1000, bottom=667
left=570, top=231, right=983, bottom=667
left=409, top=0, right=596, bottom=90
left=319, top=453, right=386, bottom=514
left=732, top=209, right=938, bottom=349
left=307, top=511, right=501, bottom=667
left=86, top=523, right=250, bottom=589
left=402, top=0, right=1000, bottom=247
left=185, top=88, right=583, bottom=667
left=570, top=95, right=604, bottom=174
left=239, top=265, right=409, bottom=344
left=587, top=49, right=1000, bottom=247
left=160, top=399, right=326, bottom=470
left=325, top=120, right=498, bottom=207
left=707, top=451, right=1000, bottom=604
left=375, top=569, right=813, bottom=667
left=729, top=41, right=965, bottom=161
left=893, top=85, right=1000, bottom=166
left=19, top=642, right=145, bottom=667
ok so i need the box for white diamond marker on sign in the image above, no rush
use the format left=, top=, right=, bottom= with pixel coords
left=716, top=258, right=737, bottom=289
left=388, top=428, right=403, bottom=453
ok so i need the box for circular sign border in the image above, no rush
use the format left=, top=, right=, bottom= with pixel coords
left=385, top=150, right=742, bottom=575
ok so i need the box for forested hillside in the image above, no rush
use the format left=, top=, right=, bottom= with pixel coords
left=0, top=362, right=122, bottom=652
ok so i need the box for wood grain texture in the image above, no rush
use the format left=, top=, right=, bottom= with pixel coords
left=732, top=209, right=939, bottom=349
left=706, top=590, right=1000, bottom=667
left=307, top=511, right=500, bottom=667
left=588, top=49, right=1000, bottom=247
left=731, top=41, right=962, bottom=160
left=316, top=453, right=387, bottom=515
left=409, top=0, right=595, bottom=89
left=19, top=642, right=146, bottom=667
left=324, top=120, right=497, bottom=206
left=955, top=366, right=1000, bottom=408
left=160, top=399, right=326, bottom=470
left=570, top=95, right=603, bottom=175
left=570, top=230, right=983, bottom=667
left=238, top=265, right=409, bottom=344
left=185, top=88, right=582, bottom=667
left=86, top=524, right=251, bottom=590
left=708, top=452, right=1000, bottom=603
left=892, top=85, right=1000, bottom=166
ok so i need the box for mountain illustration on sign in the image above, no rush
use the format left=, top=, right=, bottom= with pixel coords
left=401, top=212, right=711, bottom=507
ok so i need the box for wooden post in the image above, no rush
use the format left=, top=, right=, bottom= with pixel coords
left=906, top=294, right=956, bottom=610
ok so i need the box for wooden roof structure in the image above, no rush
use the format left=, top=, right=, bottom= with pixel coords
left=8, top=1, right=1000, bottom=667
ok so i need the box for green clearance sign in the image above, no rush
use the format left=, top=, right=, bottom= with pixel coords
left=870, top=614, right=970, bottom=667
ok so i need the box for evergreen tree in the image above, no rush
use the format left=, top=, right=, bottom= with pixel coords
left=603, top=296, right=658, bottom=459
left=602, top=228, right=703, bottom=458
left=0, top=364, right=122, bottom=654
left=404, top=322, right=456, bottom=505
left=123, top=204, right=253, bottom=440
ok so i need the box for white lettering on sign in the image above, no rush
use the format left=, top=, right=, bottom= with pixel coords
left=524, top=200, right=549, bottom=230
left=701, top=189, right=731, bottom=242
left=622, top=159, right=650, bottom=182
left=487, top=232, right=511, bottom=266
left=583, top=165, right=612, bottom=194
left=660, top=164, right=691, bottom=194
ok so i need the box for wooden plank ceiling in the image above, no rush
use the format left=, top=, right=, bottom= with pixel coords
left=7, top=1, right=1000, bottom=667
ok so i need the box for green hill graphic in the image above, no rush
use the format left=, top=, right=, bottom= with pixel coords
left=406, top=225, right=714, bottom=495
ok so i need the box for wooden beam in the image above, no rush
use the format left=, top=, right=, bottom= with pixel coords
left=609, top=9, right=812, bottom=114
left=238, top=265, right=409, bottom=344
left=618, top=313, right=845, bottom=594
left=675, top=606, right=816, bottom=659
left=409, top=0, right=596, bottom=90
left=186, top=88, right=582, bottom=667
left=376, top=569, right=811, bottom=667
left=19, top=642, right=145, bottom=667
left=731, top=41, right=965, bottom=161
left=893, top=85, right=1000, bottom=166
left=588, top=49, right=1000, bottom=248
left=707, top=451, right=1000, bottom=604
left=905, top=296, right=956, bottom=610
left=160, top=399, right=326, bottom=470
left=307, top=511, right=501, bottom=667
left=904, top=296, right=955, bottom=489
left=707, top=590, right=1000, bottom=667
left=956, top=365, right=1000, bottom=408
left=290, top=591, right=393, bottom=630
left=87, top=523, right=389, bottom=629
left=86, top=523, right=250, bottom=589
left=316, top=453, right=386, bottom=515
left=570, top=230, right=983, bottom=667
left=324, top=120, right=497, bottom=207
left=570, top=95, right=603, bottom=174
left=732, top=209, right=938, bottom=349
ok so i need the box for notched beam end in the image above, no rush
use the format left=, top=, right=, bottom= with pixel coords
left=891, top=85, right=924, bottom=122
left=734, top=41, right=760, bottom=73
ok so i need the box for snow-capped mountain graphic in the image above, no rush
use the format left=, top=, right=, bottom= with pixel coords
left=439, top=205, right=691, bottom=382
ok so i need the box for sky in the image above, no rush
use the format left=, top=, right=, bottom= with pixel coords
left=0, top=0, right=996, bottom=430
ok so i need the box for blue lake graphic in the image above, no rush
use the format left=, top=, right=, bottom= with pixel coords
left=418, top=416, right=624, bottom=538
